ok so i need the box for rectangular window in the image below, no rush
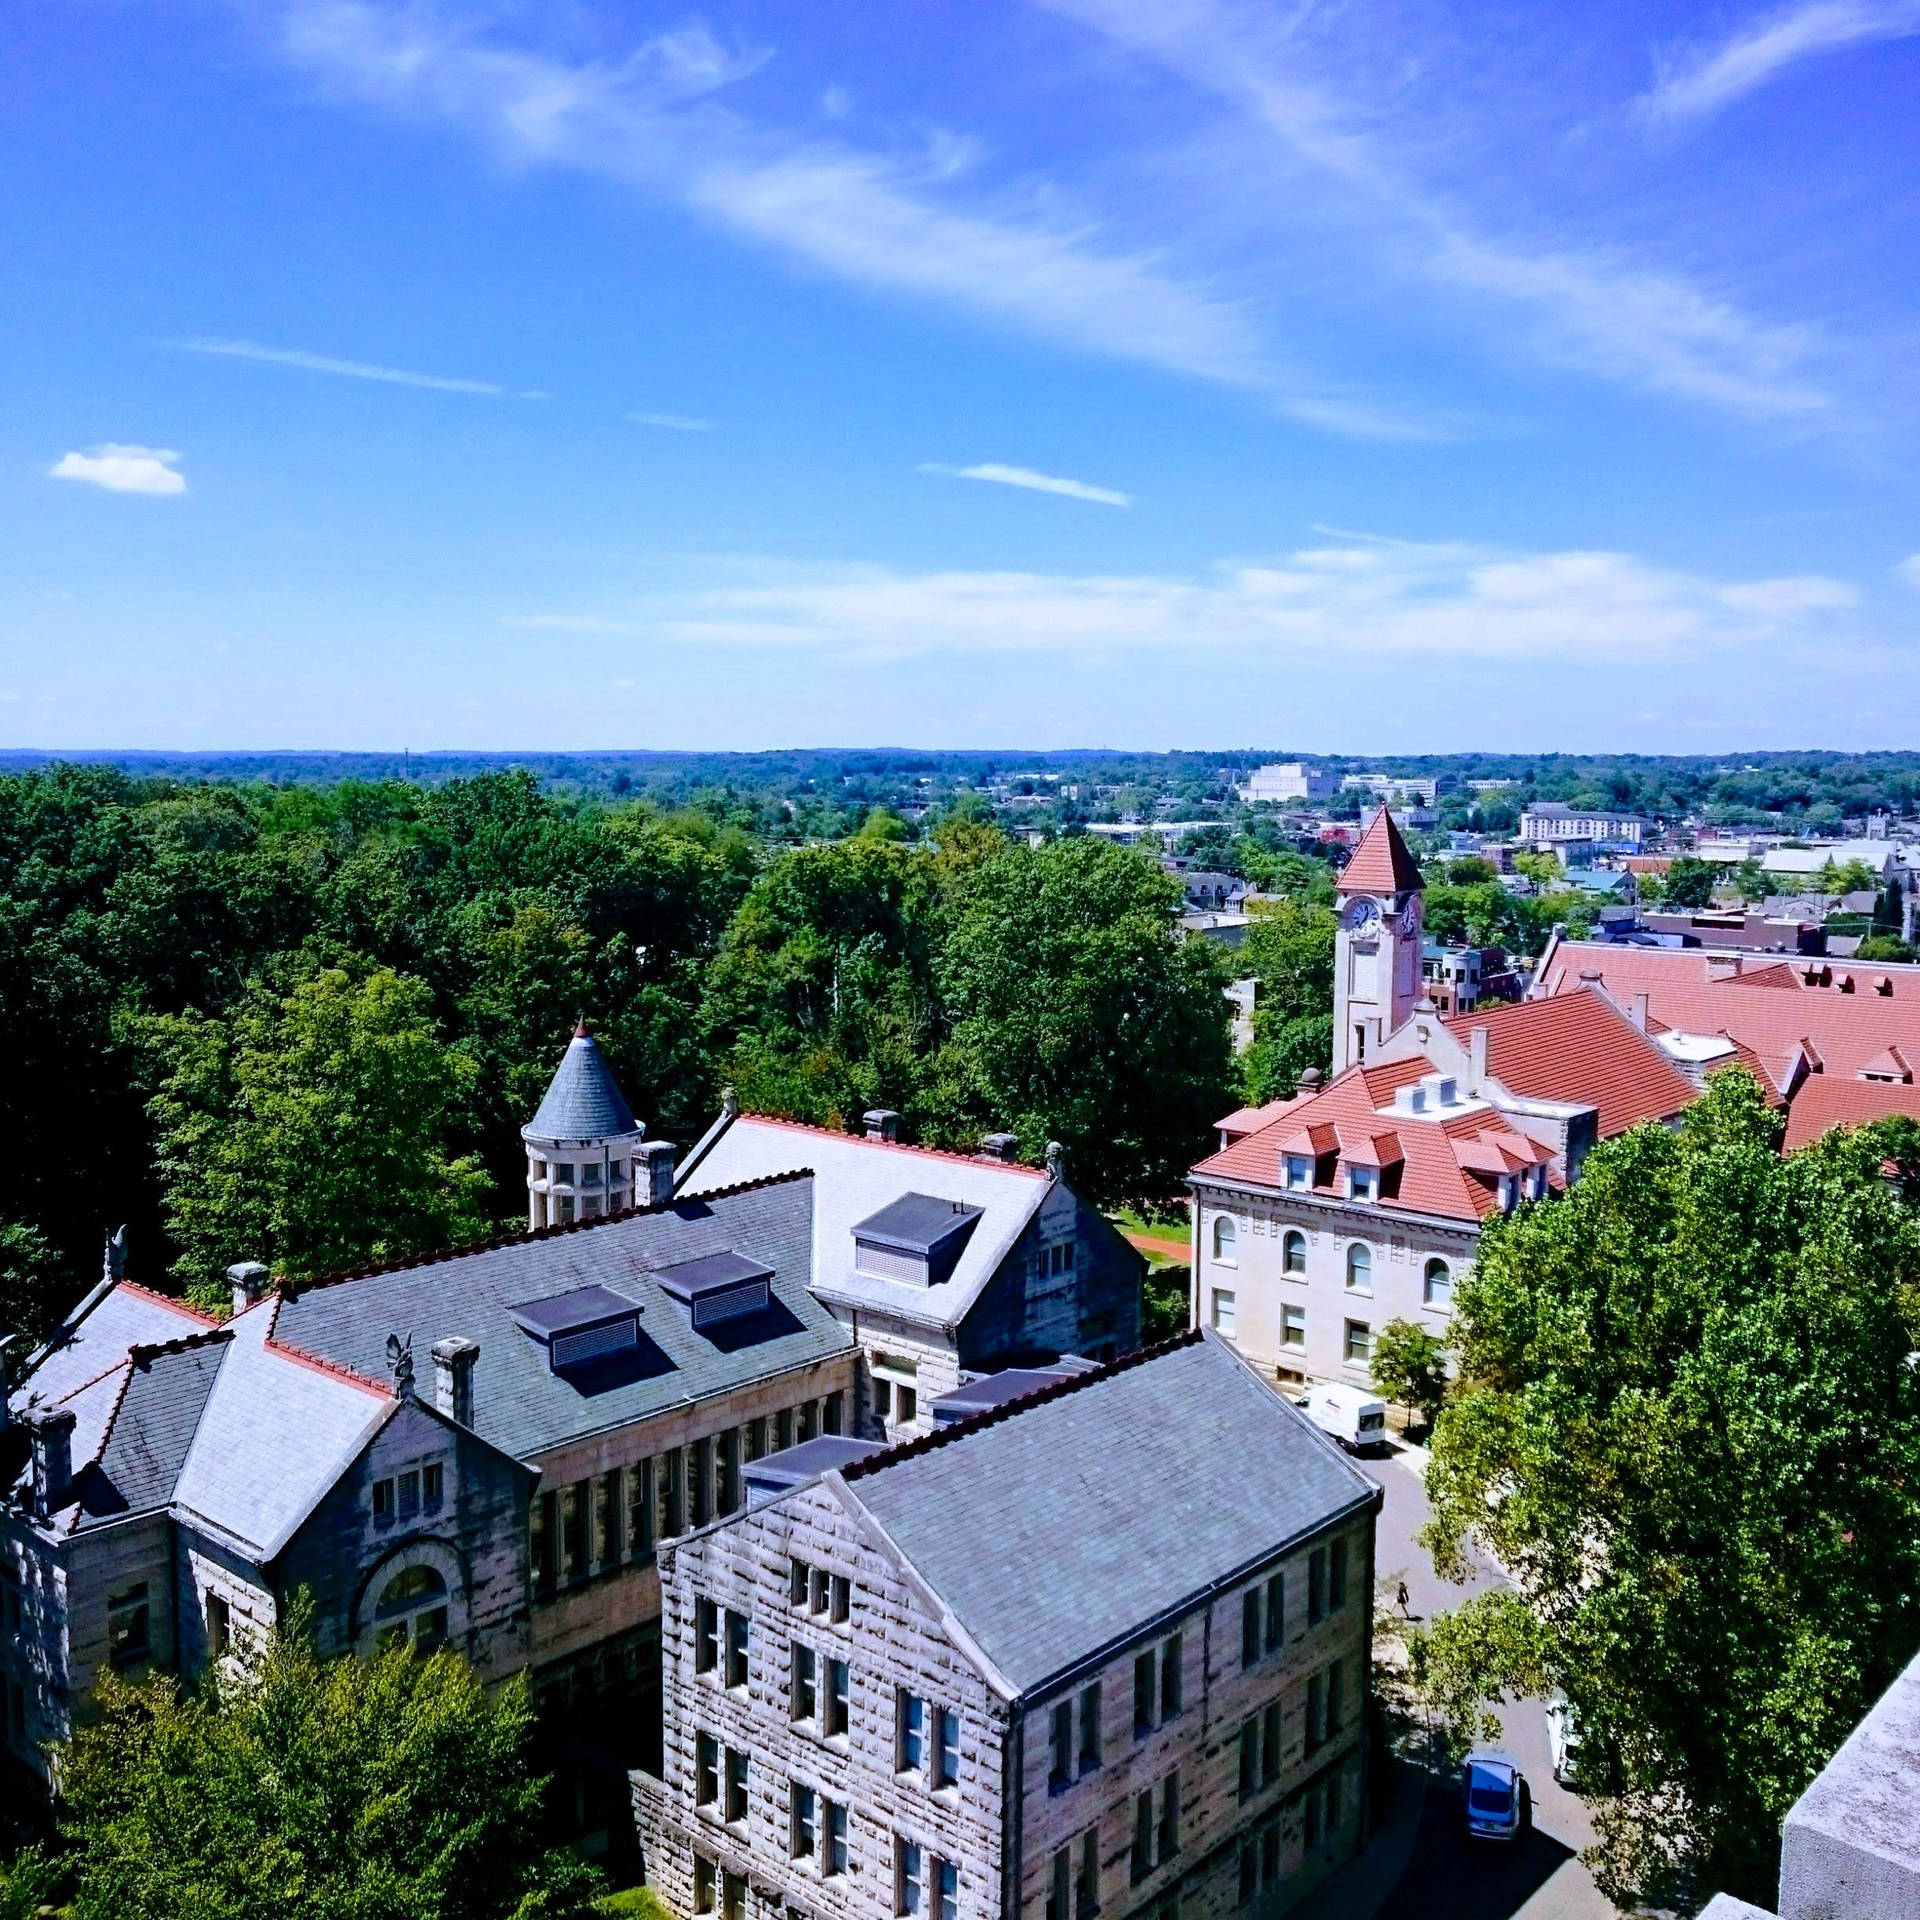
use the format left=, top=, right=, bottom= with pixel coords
left=832, top=1573, right=851, bottom=1623
left=1304, top=1782, right=1323, bottom=1850
left=1050, top=1702, right=1072, bottom=1789
left=399, top=1468, right=421, bottom=1517
left=826, top=1658, right=850, bottom=1737
left=1281, top=1303, right=1306, bottom=1350
left=1330, top=1537, right=1349, bottom=1610
left=422, top=1462, right=444, bottom=1509
left=1265, top=1571, right=1285, bottom=1651
left=717, top=1430, right=740, bottom=1516
left=1327, top=1659, right=1344, bottom=1736
left=690, top=1438, right=712, bottom=1529
left=1306, top=1672, right=1327, bottom=1752
left=824, top=1391, right=844, bottom=1436
left=1308, top=1547, right=1327, bottom=1625
left=1286, top=1155, right=1310, bottom=1191
left=694, top=1857, right=717, bottom=1915
left=935, top=1706, right=961, bottom=1789
left=1327, top=1765, right=1343, bottom=1829
left=799, top=1399, right=819, bottom=1443
left=1344, top=1318, right=1373, bottom=1365
left=873, top=1378, right=893, bottom=1421
left=1133, top=1648, right=1155, bottom=1736
left=774, top=1407, right=793, bottom=1451
left=373, top=1477, right=394, bottom=1521
left=897, top=1838, right=924, bottom=1918
left=1261, top=1701, right=1281, bottom=1784
left=531, top=1490, right=556, bottom=1594
left=695, top=1598, right=718, bottom=1675
left=791, top=1558, right=811, bottom=1608
left=1349, top=1166, right=1376, bottom=1202
left=745, top=1417, right=768, bottom=1463
left=897, top=1384, right=919, bottom=1426
left=1077, top=1682, right=1101, bottom=1773
left=825, top=1800, right=849, bottom=1875
left=561, top=1483, right=588, bottom=1584
left=898, top=1689, right=926, bottom=1773
left=724, top=1872, right=746, bottom=1920
left=792, top=1642, right=818, bottom=1722
left=205, top=1591, right=230, bottom=1659
left=107, top=1583, right=150, bottom=1670
left=934, top=1857, right=957, bottom=1920
left=791, top=1782, right=817, bottom=1859
left=1131, top=1789, right=1154, bottom=1885
left=1210, top=1288, right=1236, bottom=1336
left=1076, top=1829, right=1099, bottom=1919
left=696, top=1732, right=719, bottom=1807
left=1046, top=1849, right=1070, bottom=1920
left=628, top=1456, right=655, bottom=1564
left=1238, top=1720, right=1259, bottom=1801
left=725, top=1609, right=750, bottom=1689
left=1159, top=1634, right=1181, bottom=1720
left=725, top=1747, right=749, bottom=1823
left=1157, top=1772, right=1179, bottom=1863
left=659, top=1451, right=684, bottom=1540
left=811, top=1566, right=831, bottom=1616
left=595, top=1470, right=621, bottom=1568
left=1241, top=1589, right=1261, bottom=1668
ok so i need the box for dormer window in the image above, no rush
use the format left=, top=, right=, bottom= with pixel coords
left=1348, top=1166, right=1377, bottom=1203
left=851, top=1194, right=983, bottom=1287
left=1498, top=1176, right=1518, bottom=1212
left=511, top=1283, right=643, bottom=1373
left=1285, top=1156, right=1311, bottom=1192
left=655, top=1252, right=774, bottom=1331
left=1527, top=1166, right=1547, bottom=1200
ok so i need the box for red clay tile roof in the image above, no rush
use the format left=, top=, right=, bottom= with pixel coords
left=1443, top=988, right=1699, bottom=1139
left=1783, top=1075, right=1920, bottom=1151
left=1193, top=1056, right=1540, bottom=1224
left=1336, top=807, right=1425, bottom=896
left=1536, top=942, right=1920, bottom=1096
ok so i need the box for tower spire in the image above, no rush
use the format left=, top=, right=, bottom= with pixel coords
left=1332, top=807, right=1426, bottom=1072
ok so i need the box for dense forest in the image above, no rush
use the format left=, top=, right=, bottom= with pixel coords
left=0, top=766, right=1234, bottom=1341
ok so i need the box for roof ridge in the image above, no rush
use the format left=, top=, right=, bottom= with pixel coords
left=115, top=1279, right=222, bottom=1326
left=127, top=1328, right=234, bottom=1366
left=35, top=1353, right=135, bottom=1411
left=275, top=1166, right=816, bottom=1301
left=730, top=1112, right=1049, bottom=1179
left=840, top=1328, right=1206, bottom=1483
left=261, top=1308, right=393, bottom=1399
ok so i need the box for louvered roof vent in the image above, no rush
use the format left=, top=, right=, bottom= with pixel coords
left=510, top=1283, right=642, bottom=1373
left=654, top=1250, right=775, bottom=1331
left=852, top=1193, right=983, bottom=1287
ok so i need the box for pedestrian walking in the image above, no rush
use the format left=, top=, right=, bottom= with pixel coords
left=1396, top=1579, right=1411, bottom=1618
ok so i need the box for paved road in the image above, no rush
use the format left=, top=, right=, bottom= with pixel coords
left=1356, top=1446, right=1615, bottom=1920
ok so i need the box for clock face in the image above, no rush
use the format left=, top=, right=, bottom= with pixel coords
left=1399, top=898, right=1422, bottom=936
left=1344, top=896, right=1380, bottom=930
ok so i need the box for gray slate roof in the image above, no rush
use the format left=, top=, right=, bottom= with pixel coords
left=843, top=1333, right=1378, bottom=1696
left=523, top=1027, right=642, bottom=1144
left=76, top=1336, right=230, bottom=1530
left=272, top=1174, right=852, bottom=1462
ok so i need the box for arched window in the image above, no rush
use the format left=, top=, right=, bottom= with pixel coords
left=1283, top=1230, right=1307, bottom=1275
left=1345, top=1243, right=1372, bottom=1292
left=1423, top=1257, right=1452, bottom=1307
left=375, top=1564, right=449, bottom=1655
left=1212, top=1215, right=1238, bottom=1265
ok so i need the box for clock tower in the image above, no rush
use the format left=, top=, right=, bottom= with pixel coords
left=1332, top=807, right=1426, bottom=1073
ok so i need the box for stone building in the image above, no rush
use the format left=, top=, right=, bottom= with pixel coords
left=634, top=1332, right=1381, bottom=1920
left=673, top=1105, right=1144, bottom=1443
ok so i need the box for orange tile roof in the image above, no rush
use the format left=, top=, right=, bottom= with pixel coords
left=1336, top=807, right=1425, bottom=896
left=1783, top=1076, right=1920, bottom=1151
left=1537, top=943, right=1920, bottom=1096
left=1443, top=988, right=1699, bottom=1139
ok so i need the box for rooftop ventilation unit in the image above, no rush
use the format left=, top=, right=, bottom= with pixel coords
left=653, top=1250, right=774, bottom=1331
left=852, top=1193, right=984, bottom=1287
left=510, top=1284, right=642, bottom=1373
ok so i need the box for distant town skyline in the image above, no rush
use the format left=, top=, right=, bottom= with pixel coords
left=5, top=0, right=1920, bottom=752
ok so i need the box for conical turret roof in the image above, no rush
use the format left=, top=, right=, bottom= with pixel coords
left=1336, top=806, right=1425, bottom=895
left=523, top=1021, right=642, bottom=1144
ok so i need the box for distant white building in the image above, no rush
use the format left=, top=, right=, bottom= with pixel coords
left=1340, top=773, right=1441, bottom=806
left=1761, top=840, right=1899, bottom=886
left=1238, top=763, right=1339, bottom=805
left=1518, top=805, right=1646, bottom=851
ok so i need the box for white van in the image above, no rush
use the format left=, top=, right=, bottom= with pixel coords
left=1298, top=1382, right=1389, bottom=1452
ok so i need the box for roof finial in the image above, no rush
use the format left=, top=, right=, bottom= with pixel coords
left=385, top=1332, right=416, bottom=1399
left=574, top=1012, right=591, bottom=1039
left=103, top=1224, right=128, bottom=1284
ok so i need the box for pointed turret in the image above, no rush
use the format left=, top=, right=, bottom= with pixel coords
left=1336, top=805, right=1425, bottom=896
left=1333, top=808, right=1427, bottom=1071
left=521, top=1021, right=646, bottom=1229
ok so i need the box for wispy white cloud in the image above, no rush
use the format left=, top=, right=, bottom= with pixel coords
left=920, top=461, right=1132, bottom=506
left=629, top=411, right=716, bottom=431
left=1034, top=0, right=1829, bottom=418
left=1639, top=0, right=1920, bottom=127
left=174, top=335, right=532, bottom=394
left=585, top=539, right=1862, bottom=662
left=50, top=445, right=187, bottom=496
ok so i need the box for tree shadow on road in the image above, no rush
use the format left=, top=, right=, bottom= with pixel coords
left=1374, top=1774, right=1579, bottom=1920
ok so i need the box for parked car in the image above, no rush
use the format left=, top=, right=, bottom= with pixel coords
left=1298, top=1382, right=1389, bottom=1452
left=1461, top=1752, right=1526, bottom=1842
left=1546, top=1696, right=1581, bottom=1785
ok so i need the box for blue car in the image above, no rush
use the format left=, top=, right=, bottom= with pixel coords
left=1461, top=1752, right=1525, bottom=1842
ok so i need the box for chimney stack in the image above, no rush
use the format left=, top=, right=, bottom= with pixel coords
left=23, top=1405, right=76, bottom=1519
left=1629, top=992, right=1650, bottom=1033
left=1469, top=1025, right=1489, bottom=1094
left=431, top=1337, right=480, bottom=1428
left=978, top=1132, right=1019, bottom=1163
left=228, top=1261, right=272, bottom=1317
left=863, top=1109, right=900, bottom=1143
left=639, top=1140, right=677, bottom=1206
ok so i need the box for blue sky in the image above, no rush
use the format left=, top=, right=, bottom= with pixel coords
left=5, top=0, right=1920, bottom=753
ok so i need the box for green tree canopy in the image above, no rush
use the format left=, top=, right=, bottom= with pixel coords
left=1661, top=856, right=1719, bottom=908
left=1421, top=1070, right=1920, bottom=1907
left=1237, top=898, right=1335, bottom=1104
left=142, top=960, right=494, bottom=1294
left=1369, top=1317, right=1447, bottom=1428
left=58, top=1609, right=600, bottom=1920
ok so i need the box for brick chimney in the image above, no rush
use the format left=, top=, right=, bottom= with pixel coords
left=228, top=1261, right=272, bottom=1316
left=1629, top=992, right=1650, bottom=1032
left=23, top=1405, right=77, bottom=1520
left=863, top=1109, right=900, bottom=1142
left=639, top=1140, right=677, bottom=1206
left=1468, top=1026, right=1489, bottom=1094
left=431, top=1337, right=479, bottom=1428
left=978, top=1132, right=1020, bottom=1163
